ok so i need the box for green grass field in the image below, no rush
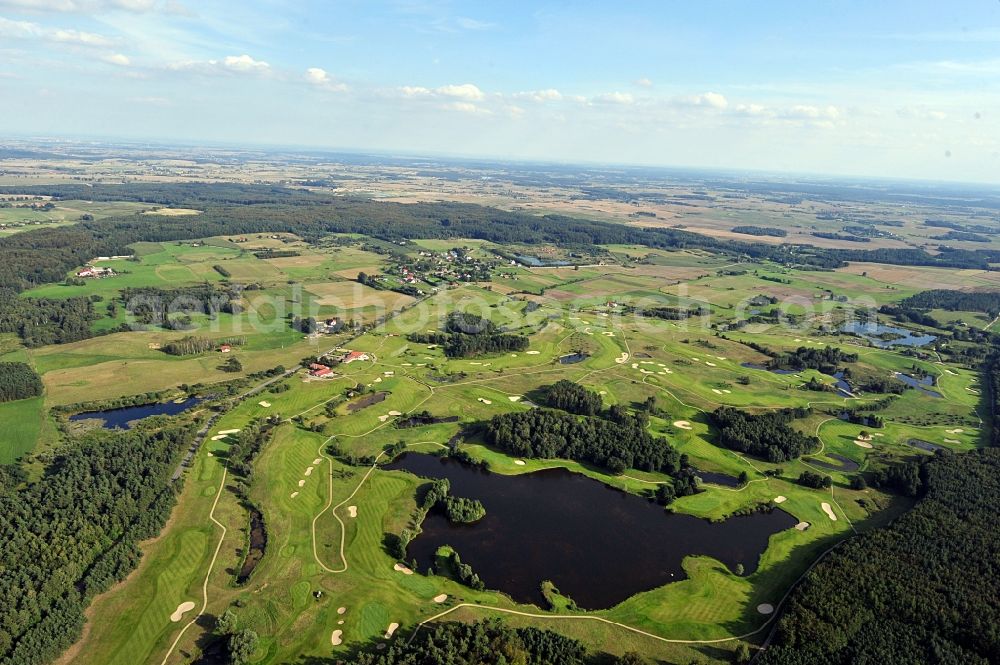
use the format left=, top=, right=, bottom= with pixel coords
left=8, top=232, right=989, bottom=665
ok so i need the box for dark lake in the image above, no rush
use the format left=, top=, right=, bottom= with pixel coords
left=385, top=453, right=796, bottom=609
left=69, top=397, right=203, bottom=430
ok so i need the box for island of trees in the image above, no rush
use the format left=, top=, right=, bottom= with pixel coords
left=408, top=312, right=529, bottom=357
left=710, top=406, right=818, bottom=462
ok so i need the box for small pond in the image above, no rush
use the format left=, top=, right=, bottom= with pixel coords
left=740, top=362, right=797, bottom=375
left=558, top=352, right=589, bottom=364
left=806, top=453, right=860, bottom=472
left=69, top=397, right=203, bottom=430
left=841, top=322, right=937, bottom=349
left=894, top=373, right=942, bottom=398
left=385, top=453, right=797, bottom=609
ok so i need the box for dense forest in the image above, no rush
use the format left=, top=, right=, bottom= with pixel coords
left=899, top=289, right=1000, bottom=315
left=759, top=448, right=1000, bottom=665
left=0, top=291, right=97, bottom=347
left=710, top=407, right=818, bottom=462
left=538, top=380, right=603, bottom=416
left=408, top=312, right=529, bottom=357
left=487, top=407, right=683, bottom=475
left=120, top=285, right=243, bottom=328
left=0, top=422, right=193, bottom=665
left=345, top=619, right=592, bottom=665
left=731, top=225, right=788, bottom=237
left=0, top=362, right=43, bottom=402
left=768, top=346, right=858, bottom=373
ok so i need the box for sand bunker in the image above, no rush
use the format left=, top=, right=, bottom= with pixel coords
left=946, top=428, right=964, bottom=434
left=773, top=496, right=787, bottom=504
left=722, top=389, right=732, bottom=394
left=383, top=371, right=394, bottom=376
left=384, top=623, right=399, bottom=639
left=298, top=479, right=306, bottom=487
left=673, top=421, right=693, bottom=430
left=854, top=440, right=873, bottom=449
left=757, top=603, right=774, bottom=615
left=290, top=492, right=298, bottom=498
left=795, top=521, right=810, bottom=531
left=331, top=630, right=343, bottom=646
left=338, top=607, right=347, bottom=615
left=347, top=505, right=357, bottom=518
left=258, top=401, right=271, bottom=408
left=211, top=435, right=227, bottom=441
left=508, top=395, right=522, bottom=402
left=616, top=353, right=629, bottom=364
left=716, top=356, right=727, bottom=360
left=514, top=460, right=526, bottom=466
left=313, top=458, right=322, bottom=465
left=821, top=503, right=838, bottom=521
left=401, top=362, right=412, bottom=366
left=525, top=350, right=540, bottom=355
left=705, top=361, right=717, bottom=367
left=378, top=414, right=389, bottom=422
left=477, top=398, right=492, bottom=405
left=945, top=438, right=960, bottom=444
left=305, top=467, right=314, bottom=476
left=374, top=377, right=383, bottom=383
left=711, top=388, right=722, bottom=394
left=434, top=594, right=448, bottom=603
left=393, top=563, right=414, bottom=575
left=218, top=429, right=240, bottom=435
left=170, top=601, right=196, bottom=623
left=388, top=410, right=402, bottom=416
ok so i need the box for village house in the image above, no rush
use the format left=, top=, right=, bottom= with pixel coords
left=309, top=362, right=333, bottom=377
left=339, top=351, right=369, bottom=364
left=76, top=266, right=116, bottom=279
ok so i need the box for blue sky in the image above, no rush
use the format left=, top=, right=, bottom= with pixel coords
left=1, top=0, right=998, bottom=183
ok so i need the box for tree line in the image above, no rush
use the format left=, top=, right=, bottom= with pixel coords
left=0, top=422, right=194, bottom=665
left=759, top=447, right=1000, bottom=665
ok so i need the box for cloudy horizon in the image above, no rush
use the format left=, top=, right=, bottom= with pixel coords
left=1, top=0, right=998, bottom=184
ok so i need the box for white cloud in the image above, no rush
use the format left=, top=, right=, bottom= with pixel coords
left=102, top=52, right=130, bottom=65
left=445, top=101, right=490, bottom=115
left=455, top=17, right=493, bottom=30
left=515, top=88, right=562, bottom=102
left=785, top=104, right=839, bottom=120
left=0, top=0, right=184, bottom=12
left=305, top=67, right=347, bottom=92
left=305, top=67, right=327, bottom=84
left=593, top=91, right=634, bottom=105
left=399, top=85, right=431, bottom=97
left=51, top=27, right=112, bottom=46
left=0, top=15, right=113, bottom=48
left=635, top=77, right=652, bottom=88
left=678, top=92, right=728, bottom=109
left=222, top=54, right=269, bottom=73
left=168, top=53, right=271, bottom=76
left=435, top=83, right=484, bottom=100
